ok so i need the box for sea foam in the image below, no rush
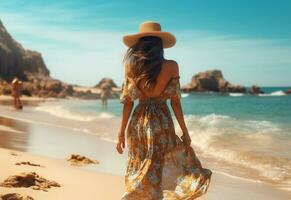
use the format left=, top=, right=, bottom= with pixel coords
left=259, top=90, right=286, bottom=97
left=35, top=105, right=114, bottom=122
left=180, top=114, right=291, bottom=190
left=181, top=93, right=190, bottom=98
left=229, top=93, right=244, bottom=97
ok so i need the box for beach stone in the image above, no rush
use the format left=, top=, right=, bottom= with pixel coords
left=181, top=70, right=246, bottom=93
left=0, top=193, right=34, bottom=200
left=67, top=154, right=99, bottom=166
left=0, top=172, right=60, bottom=191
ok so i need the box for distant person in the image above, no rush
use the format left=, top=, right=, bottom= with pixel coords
left=100, top=85, right=111, bottom=108
left=116, top=22, right=212, bottom=199
left=11, top=77, right=23, bottom=110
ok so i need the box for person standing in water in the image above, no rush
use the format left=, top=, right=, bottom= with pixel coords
left=100, top=84, right=112, bottom=108
left=117, top=21, right=211, bottom=199
left=11, top=77, right=23, bottom=110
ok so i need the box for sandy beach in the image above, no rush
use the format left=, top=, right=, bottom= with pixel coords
left=1, top=147, right=291, bottom=200
left=1, top=100, right=291, bottom=199
left=0, top=95, right=53, bottom=107
left=0, top=147, right=124, bottom=199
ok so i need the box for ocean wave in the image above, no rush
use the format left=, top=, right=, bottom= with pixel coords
left=259, top=90, right=286, bottom=97
left=229, top=93, right=244, bottom=97
left=181, top=114, right=291, bottom=190
left=97, top=112, right=115, bottom=119
left=181, top=93, right=190, bottom=98
left=35, top=105, right=114, bottom=122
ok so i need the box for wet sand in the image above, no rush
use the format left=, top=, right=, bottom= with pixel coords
left=0, top=95, right=49, bottom=107
left=1, top=103, right=291, bottom=199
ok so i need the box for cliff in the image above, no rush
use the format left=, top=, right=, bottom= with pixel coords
left=0, top=19, right=49, bottom=82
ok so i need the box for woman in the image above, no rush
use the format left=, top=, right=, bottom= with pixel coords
left=11, top=77, right=23, bottom=110
left=100, top=84, right=112, bottom=108
left=117, top=22, right=211, bottom=200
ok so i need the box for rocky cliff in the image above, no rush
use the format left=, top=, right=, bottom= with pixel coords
left=0, top=19, right=76, bottom=98
left=182, top=70, right=246, bottom=93
left=0, top=20, right=49, bottom=81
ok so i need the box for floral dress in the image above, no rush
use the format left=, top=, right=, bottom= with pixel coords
left=120, top=76, right=212, bottom=200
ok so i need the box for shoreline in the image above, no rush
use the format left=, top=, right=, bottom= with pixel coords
left=1, top=101, right=291, bottom=199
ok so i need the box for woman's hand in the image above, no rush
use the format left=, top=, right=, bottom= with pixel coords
left=181, top=131, right=191, bottom=146
left=116, top=133, right=125, bottom=154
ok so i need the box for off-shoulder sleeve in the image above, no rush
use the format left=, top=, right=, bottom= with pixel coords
left=120, top=77, right=141, bottom=103
left=172, top=77, right=182, bottom=99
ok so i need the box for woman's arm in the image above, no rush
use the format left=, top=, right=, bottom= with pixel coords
left=170, top=63, right=191, bottom=146
left=116, top=64, right=134, bottom=154
left=116, top=100, right=133, bottom=154
left=119, top=100, right=134, bottom=137
left=170, top=96, right=191, bottom=146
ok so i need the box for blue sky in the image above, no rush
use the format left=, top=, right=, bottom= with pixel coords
left=1, top=0, right=291, bottom=86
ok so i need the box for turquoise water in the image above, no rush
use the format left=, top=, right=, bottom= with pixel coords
left=67, top=88, right=291, bottom=127
left=181, top=93, right=291, bottom=126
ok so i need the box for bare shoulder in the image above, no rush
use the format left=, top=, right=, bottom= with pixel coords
left=162, top=59, right=179, bottom=77
left=124, top=64, right=132, bottom=78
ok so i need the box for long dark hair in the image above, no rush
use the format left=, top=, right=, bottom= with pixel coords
left=123, top=36, right=164, bottom=89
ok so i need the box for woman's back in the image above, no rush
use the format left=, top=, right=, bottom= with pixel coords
left=133, top=60, right=179, bottom=98
left=121, top=60, right=181, bottom=103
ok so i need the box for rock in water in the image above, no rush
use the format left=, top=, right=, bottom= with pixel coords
left=0, top=193, right=34, bottom=200
left=95, top=78, right=117, bottom=89
left=181, top=70, right=246, bottom=93
left=249, top=85, right=264, bottom=94
left=0, top=19, right=49, bottom=82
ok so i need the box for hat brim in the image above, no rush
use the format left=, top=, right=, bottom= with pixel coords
left=123, top=31, right=176, bottom=48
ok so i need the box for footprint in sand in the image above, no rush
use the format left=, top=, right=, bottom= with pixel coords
left=0, top=172, right=60, bottom=192
left=9, top=152, right=18, bottom=156
left=0, top=193, right=34, bottom=200
left=15, top=161, right=44, bottom=167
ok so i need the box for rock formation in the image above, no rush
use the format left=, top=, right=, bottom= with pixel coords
left=0, top=20, right=49, bottom=82
left=284, top=89, right=291, bottom=95
left=0, top=19, right=74, bottom=98
left=66, top=154, right=99, bottom=166
left=249, top=85, right=264, bottom=94
left=0, top=172, right=60, bottom=192
left=0, top=193, right=34, bottom=200
left=181, top=70, right=246, bottom=93
left=95, top=77, right=118, bottom=89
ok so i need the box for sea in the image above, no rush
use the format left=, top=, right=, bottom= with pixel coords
left=1, top=87, right=291, bottom=191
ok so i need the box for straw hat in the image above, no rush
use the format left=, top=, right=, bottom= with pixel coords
left=123, top=21, right=176, bottom=48
left=12, top=77, right=19, bottom=84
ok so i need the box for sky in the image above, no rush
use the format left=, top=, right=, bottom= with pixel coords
left=0, top=0, right=291, bottom=86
